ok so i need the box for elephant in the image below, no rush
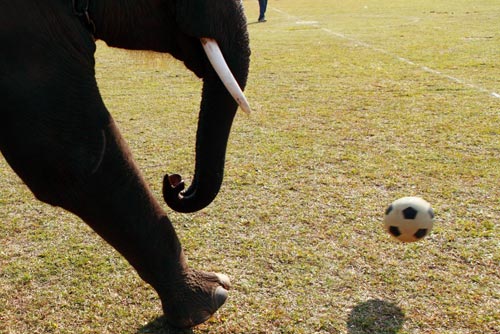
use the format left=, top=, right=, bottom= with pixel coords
left=0, top=0, right=251, bottom=329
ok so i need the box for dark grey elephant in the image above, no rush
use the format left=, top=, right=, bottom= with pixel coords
left=0, top=0, right=251, bottom=329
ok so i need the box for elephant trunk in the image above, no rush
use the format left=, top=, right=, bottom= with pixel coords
left=163, top=39, right=250, bottom=213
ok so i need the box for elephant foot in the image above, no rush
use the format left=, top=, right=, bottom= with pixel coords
left=160, top=270, right=231, bottom=329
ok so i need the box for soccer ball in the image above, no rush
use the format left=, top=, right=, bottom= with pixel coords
left=384, top=197, right=434, bottom=242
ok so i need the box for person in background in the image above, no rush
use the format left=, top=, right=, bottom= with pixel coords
left=258, top=0, right=268, bottom=22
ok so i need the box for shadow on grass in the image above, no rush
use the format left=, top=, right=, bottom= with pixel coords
left=247, top=21, right=267, bottom=25
left=347, top=299, right=405, bottom=334
left=136, top=316, right=193, bottom=334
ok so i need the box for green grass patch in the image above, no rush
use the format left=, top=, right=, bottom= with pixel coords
left=1, top=0, right=499, bottom=333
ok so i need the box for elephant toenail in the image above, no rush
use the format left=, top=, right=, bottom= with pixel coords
left=215, top=273, right=231, bottom=290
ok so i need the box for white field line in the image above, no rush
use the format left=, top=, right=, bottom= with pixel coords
left=271, top=7, right=500, bottom=99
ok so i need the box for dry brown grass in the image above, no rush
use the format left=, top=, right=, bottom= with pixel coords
left=1, top=0, right=499, bottom=333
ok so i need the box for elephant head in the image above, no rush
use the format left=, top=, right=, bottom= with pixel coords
left=89, top=0, right=251, bottom=213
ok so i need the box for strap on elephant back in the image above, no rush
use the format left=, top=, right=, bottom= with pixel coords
left=73, top=0, right=96, bottom=35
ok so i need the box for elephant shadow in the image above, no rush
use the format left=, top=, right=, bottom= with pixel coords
left=347, top=299, right=405, bottom=334
left=136, top=316, right=193, bottom=334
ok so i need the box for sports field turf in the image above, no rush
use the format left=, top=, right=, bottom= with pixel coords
left=1, top=1, right=499, bottom=333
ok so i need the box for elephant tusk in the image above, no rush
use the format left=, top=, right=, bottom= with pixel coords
left=200, top=37, right=252, bottom=114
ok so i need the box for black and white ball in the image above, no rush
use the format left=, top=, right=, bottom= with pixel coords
left=384, top=197, right=434, bottom=242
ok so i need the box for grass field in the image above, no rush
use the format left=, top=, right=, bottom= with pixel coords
left=1, top=0, right=499, bottom=333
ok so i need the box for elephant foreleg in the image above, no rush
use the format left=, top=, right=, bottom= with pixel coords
left=0, top=80, right=230, bottom=330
